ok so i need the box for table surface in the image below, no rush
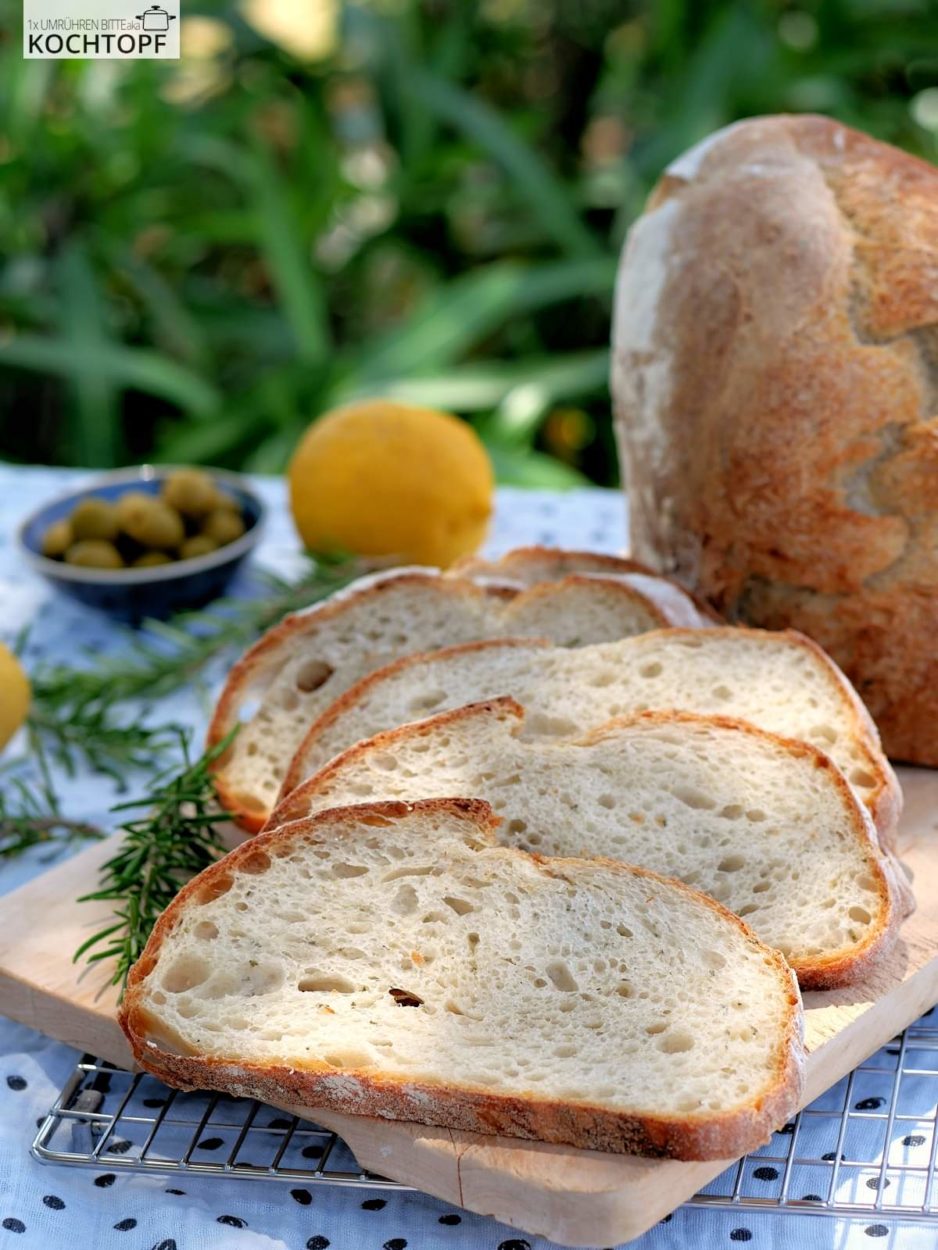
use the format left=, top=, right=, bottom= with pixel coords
left=0, top=462, right=934, bottom=1250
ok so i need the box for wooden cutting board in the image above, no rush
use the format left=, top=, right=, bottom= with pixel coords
left=1, top=765, right=937, bottom=1247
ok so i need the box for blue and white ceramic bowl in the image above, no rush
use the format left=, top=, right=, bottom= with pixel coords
left=17, top=465, right=265, bottom=623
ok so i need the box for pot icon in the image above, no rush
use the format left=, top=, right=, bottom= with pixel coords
left=137, top=5, right=176, bottom=31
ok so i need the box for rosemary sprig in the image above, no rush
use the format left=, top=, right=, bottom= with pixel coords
left=74, top=730, right=236, bottom=997
left=27, top=555, right=363, bottom=777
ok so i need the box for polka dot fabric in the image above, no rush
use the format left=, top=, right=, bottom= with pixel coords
left=0, top=466, right=935, bottom=1249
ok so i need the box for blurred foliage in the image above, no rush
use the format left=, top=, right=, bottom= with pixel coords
left=1, top=0, right=937, bottom=486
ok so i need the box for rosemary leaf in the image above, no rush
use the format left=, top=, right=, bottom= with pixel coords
left=75, top=729, right=237, bottom=997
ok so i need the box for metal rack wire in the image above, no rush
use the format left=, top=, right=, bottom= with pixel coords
left=32, top=1012, right=938, bottom=1224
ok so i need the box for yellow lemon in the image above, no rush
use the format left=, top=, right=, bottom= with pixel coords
left=288, top=400, right=494, bottom=567
left=0, top=643, right=30, bottom=753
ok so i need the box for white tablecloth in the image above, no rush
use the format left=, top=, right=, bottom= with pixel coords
left=0, top=463, right=932, bottom=1250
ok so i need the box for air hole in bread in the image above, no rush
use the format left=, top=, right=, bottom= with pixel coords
left=332, top=862, right=369, bottom=879
left=279, top=689, right=300, bottom=712
left=712, top=685, right=732, bottom=700
left=554, top=1043, right=578, bottom=1058
left=659, top=1030, right=695, bottom=1054
left=298, top=973, right=357, bottom=994
left=525, top=712, right=578, bottom=738
left=443, top=895, right=475, bottom=916
left=597, top=794, right=616, bottom=810
left=702, top=950, right=726, bottom=970
left=639, top=662, right=663, bottom=678
left=850, top=767, right=876, bottom=788
left=295, top=659, right=334, bottom=694
left=240, top=850, right=271, bottom=876
left=391, top=884, right=419, bottom=916
left=323, top=1049, right=371, bottom=1069
left=383, top=864, right=434, bottom=882
left=719, top=805, right=744, bottom=820
left=646, top=1020, right=667, bottom=1035
left=752, top=882, right=771, bottom=894
left=746, top=809, right=767, bottom=823
left=849, top=906, right=872, bottom=925
left=589, top=671, right=616, bottom=687
left=718, top=855, right=746, bottom=873
left=193, top=874, right=234, bottom=905
left=616, top=924, right=633, bottom=938
left=673, top=786, right=717, bottom=811
left=194, top=921, right=219, bottom=940
left=410, top=689, right=447, bottom=714
left=546, top=960, right=578, bottom=992
left=389, top=987, right=424, bottom=1007
left=616, top=981, right=634, bottom=998
left=161, top=955, right=210, bottom=994
left=737, top=904, right=758, bottom=917
left=372, top=753, right=398, bottom=772
left=810, top=723, right=837, bottom=745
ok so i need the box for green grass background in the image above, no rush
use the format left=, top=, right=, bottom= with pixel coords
left=1, top=0, right=936, bottom=486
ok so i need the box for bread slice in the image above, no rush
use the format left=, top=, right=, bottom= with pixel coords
left=119, top=797, right=804, bottom=1160
left=280, top=629, right=900, bottom=843
left=451, top=544, right=723, bottom=624
left=271, top=701, right=909, bottom=988
left=208, top=569, right=712, bottom=830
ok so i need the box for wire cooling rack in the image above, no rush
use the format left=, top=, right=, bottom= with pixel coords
left=31, top=1010, right=938, bottom=1225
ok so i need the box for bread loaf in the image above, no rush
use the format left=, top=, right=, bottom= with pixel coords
left=271, top=699, right=910, bottom=988
left=279, top=628, right=901, bottom=842
left=120, top=798, right=804, bottom=1159
left=611, top=113, right=938, bottom=764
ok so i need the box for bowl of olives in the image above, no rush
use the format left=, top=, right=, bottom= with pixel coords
left=18, top=466, right=264, bottom=622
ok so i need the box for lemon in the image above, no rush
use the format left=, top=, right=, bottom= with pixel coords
left=288, top=400, right=494, bottom=567
left=0, top=643, right=30, bottom=753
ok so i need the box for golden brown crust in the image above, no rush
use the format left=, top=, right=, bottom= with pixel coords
left=269, top=701, right=906, bottom=988
left=119, top=798, right=805, bottom=1161
left=612, top=113, right=938, bottom=765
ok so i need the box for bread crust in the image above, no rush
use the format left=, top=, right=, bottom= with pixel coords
left=277, top=626, right=901, bottom=844
left=119, top=798, right=805, bottom=1162
left=209, top=569, right=711, bottom=830
left=269, top=700, right=909, bottom=988
left=612, top=113, right=938, bottom=764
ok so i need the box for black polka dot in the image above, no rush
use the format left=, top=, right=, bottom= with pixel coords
left=753, top=1166, right=778, bottom=1181
left=361, top=1198, right=386, bottom=1210
left=801, top=1194, right=823, bottom=1202
left=217, top=1215, right=246, bottom=1228
left=114, top=1218, right=137, bottom=1231
left=197, top=1136, right=224, bottom=1150
left=439, top=1213, right=461, bottom=1225
left=35, top=1118, right=44, bottom=1129
left=93, top=1174, right=116, bottom=1188
left=659, top=1213, right=673, bottom=1223
left=42, top=1196, right=64, bottom=1210
left=142, top=1097, right=165, bottom=1108
left=301, top=1144, right=324, bottom=1159
left=822, top=1152, right=846, bottom=1162
left=497, top=1242, right=532, bottom=1250
left=307, top=1239, right=330, bottom=1250
left=2, top=1219, right=25, bottom=1234
left=6, top=1076, right=26, bottom=1091
left=151, top=1241, right=177, bottom=1250
left=165, top=1188, right=185, bottom=1195
left=383, top=1241, right=407, bottom=1250
left=855, top=1097, right=885, bottom=1111
left=730, top=1232, right=753, bottom=1243
left=903, top=1134, right=926, bottom=1147
left=291, top=1188, right=312, bottom=1206
left=107, top=1139, right=133, bottom=1154
left=865, top=1226, right=889, bottom=1238
left=866, top=1177, right=890, bottom=1191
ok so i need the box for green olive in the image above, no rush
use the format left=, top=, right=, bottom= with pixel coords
left=42, top=519, right=73, bottom=559
left=132, top=551, right=174, bottom=568
left=213, top=489, right=240, bottom=513
left=121, top=497, right=185, bottom=550
left=179, top=534, right=218, bottom=561
left=65, top=540, right=124, bottom=569
left=203, top=508, right=246, bottom=546
left=70, top=497, right=119, bottom=542
left=115, top=491, right=155, bottom=532
left=162, top=468, right=219, bottom=519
